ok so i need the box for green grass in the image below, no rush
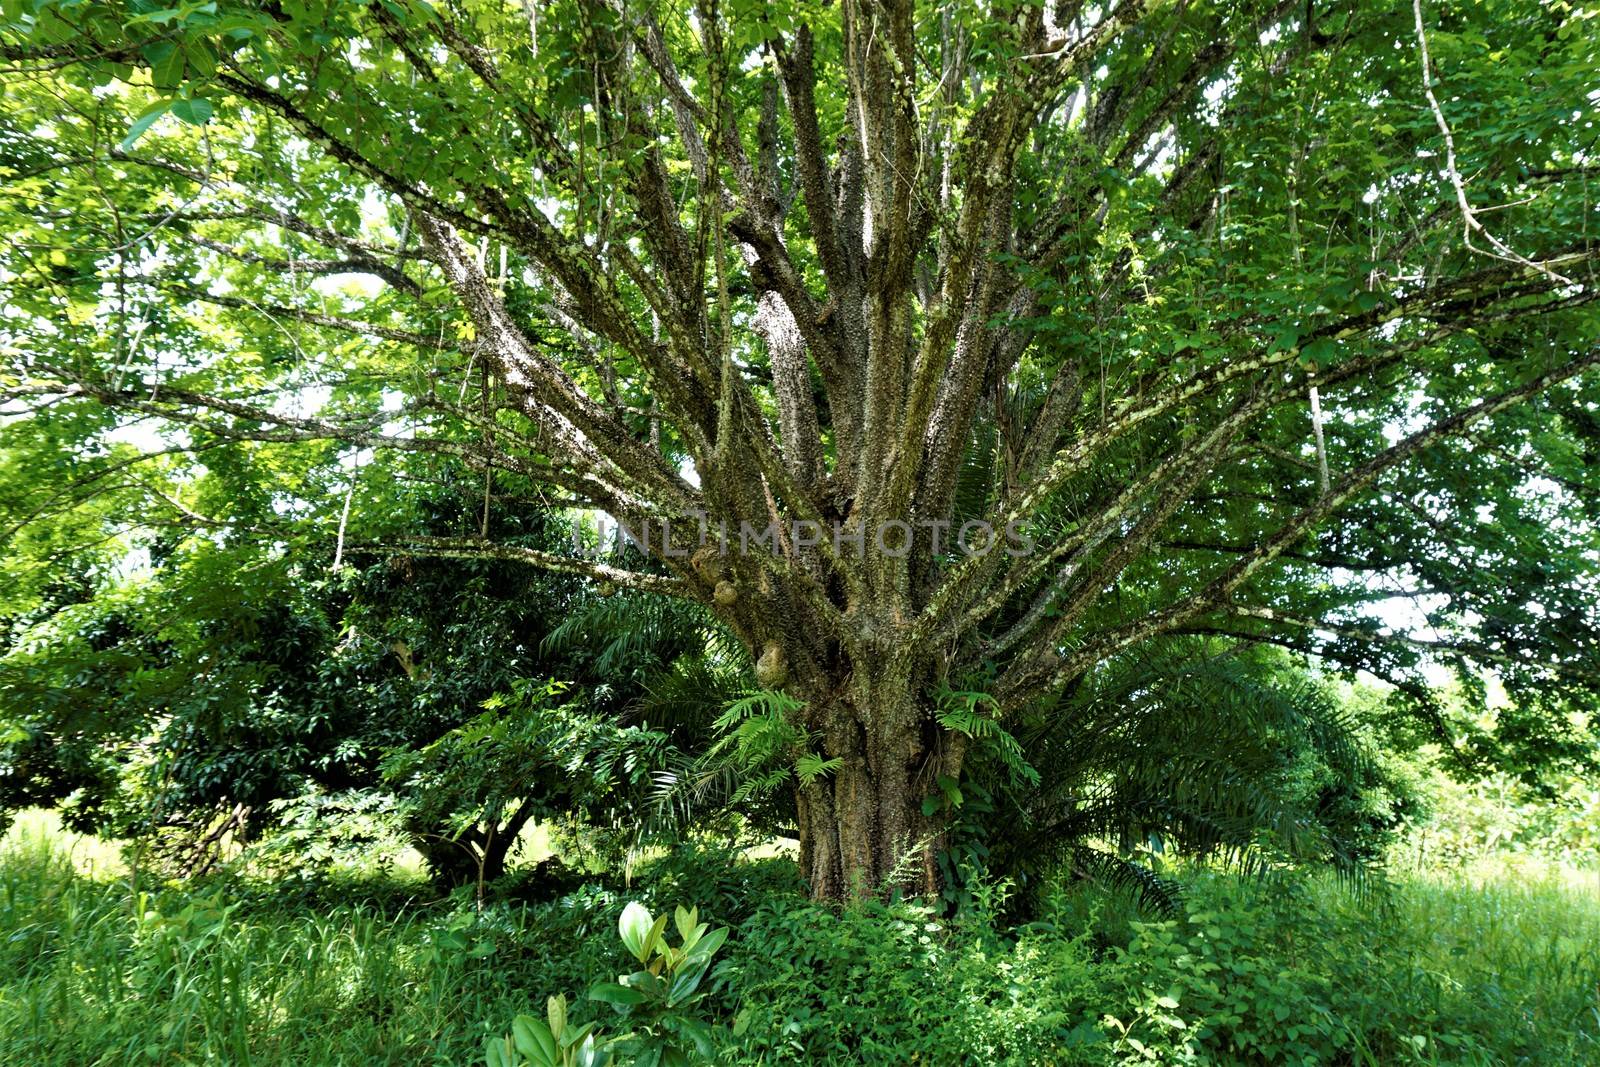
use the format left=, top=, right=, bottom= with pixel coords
left=0, top=814, right=618, bottom=1066
left=0, top=814, right=1595, bottom=1065
left=1306, top=862, right=1600, bottom=1064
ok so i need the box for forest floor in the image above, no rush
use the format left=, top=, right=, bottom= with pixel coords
left=0, top=811, right=1596, bottom=1065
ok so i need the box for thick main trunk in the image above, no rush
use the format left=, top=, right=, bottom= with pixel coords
left=797, top=761, right=938, bottom=901
left=793, top=678, right=964, bottom=901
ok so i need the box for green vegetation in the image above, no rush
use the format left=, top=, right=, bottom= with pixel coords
left=0, top=813, right=1595, bottom=1066
left=4, top=0, right=1600, bottom=1060
left=5, top=0, right=1599, bottom=899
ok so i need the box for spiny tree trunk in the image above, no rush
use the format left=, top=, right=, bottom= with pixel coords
left=793, top=677, right=965, bottom=901
left=17, top=0, right=1600, bottom=901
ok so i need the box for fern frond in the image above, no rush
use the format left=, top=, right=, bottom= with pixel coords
left=974, top=636, right=1402, bottom=906
left=934, top=685, right=1039, bottom=787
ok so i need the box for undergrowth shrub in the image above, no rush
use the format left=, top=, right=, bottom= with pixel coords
left=1101, top=871, right=1600, bottom=1066
left=1, top=818, right=1596, bottom=1066
left=1104, top=881, right=1347, bottom=1064
left=714, top=868, right=1600, bottom=1066
left=721, top=895, right=1109, bottom=1064
left=489, top=901, right=732, bottom=1067
left=631, top=845, right=805, bottom=926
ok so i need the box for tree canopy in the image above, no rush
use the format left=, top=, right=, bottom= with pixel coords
left=2, top=0, right=1598, bottom=897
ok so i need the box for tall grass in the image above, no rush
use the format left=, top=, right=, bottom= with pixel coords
left=0, top=817, right=608, bottom=1066
left=0, top=813, right=1595, bottom=1065
left=1300, top=862, right=1600, bottom=1064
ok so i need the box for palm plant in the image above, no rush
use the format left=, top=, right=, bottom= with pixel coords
left=966, top=638, right=1411, bottom=912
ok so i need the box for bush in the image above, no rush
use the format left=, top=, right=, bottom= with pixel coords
left=1100, top=870, right=1600, bottom=1065
left=721, top=895, right=1108, bottom=1064
left=631, top=844, right=805, bottom=926
left=715, top=867, right=1600, bottom=1066
left=488, top=901, right=732, bottom=1067
left=2, top=815, right=1597, bottom=1066
left=1403, top=763, right=1600, bottom=869
left=1104, top=880, right=1345, bottom=1064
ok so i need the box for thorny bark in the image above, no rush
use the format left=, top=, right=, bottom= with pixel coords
left=13, top=0, right=1599, bottom=899
left=794, top=668, right=968, bottom=900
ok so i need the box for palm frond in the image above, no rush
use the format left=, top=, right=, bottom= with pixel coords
left=1067, top=844, right=1185, bottom=916
left=971, top=636, right=1403, bottom=907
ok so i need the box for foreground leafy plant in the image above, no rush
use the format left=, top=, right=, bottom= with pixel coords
left=486, top=995, right=609, bottom=1067
left=594, top=902, right=729, bottom=1065
left=489, top=901, right=729, bottom=1067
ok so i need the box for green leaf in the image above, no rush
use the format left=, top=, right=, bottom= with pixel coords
left=148, top=42, right=186, bottom=90
left=643, top=911, right=669, bottom=961
left=546, top=994, right=566, bottom=1042
left=1268, top=327, right=1301, bottom=355
left=667, top=959, right=711, bottom=1005
left=617, top=901, right=653, bottom=962
left=171, top=98, right=213, bottom=126
left=588, top=982, right=647, bottom=1007
left=574, top=1034, right=611, bottom=1067
left=559, top=1021, right=597, bottom=1050
left=120, top=101, right=171, bottom=151
left=675, top=1016, right=715, bottom=1057
left=1300, top=338, right=1338, bottom=370
left=512, top=1015, right=557, bottom=1067
left=683, top=925, right=726, bottom=964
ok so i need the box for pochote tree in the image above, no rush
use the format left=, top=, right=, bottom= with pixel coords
left=3, top=0, right=1598, bottom=899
